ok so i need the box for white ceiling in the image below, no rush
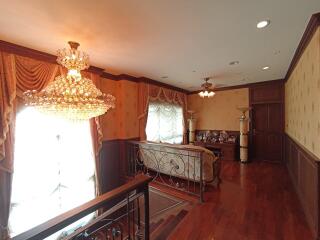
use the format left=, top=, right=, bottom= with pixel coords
left=0, top=0, right=320, bottom=90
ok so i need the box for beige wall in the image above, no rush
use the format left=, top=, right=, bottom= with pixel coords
left=101, top=81, right=250, bottom=139
left=285, top=27, right=320, bottom=158
left=100, top=79, right=139, bottom=140
left=187, top=88, right=249, bottom=131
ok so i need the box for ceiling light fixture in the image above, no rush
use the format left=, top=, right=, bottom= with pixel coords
left=23, top=41, right=116, bottom=120
left=198, top=77, right=215, bottom=98
left=257, top=20, right=270, bottom=29
left=262, top=66, right=270, bottom=70
left=161, top=76, right=168, bottom=79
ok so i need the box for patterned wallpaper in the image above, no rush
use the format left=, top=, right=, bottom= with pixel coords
left=188, top=88, right=249, bottom=131
left=100, top=78, right=119, bottom=140
left=100, top=81, right=249, bottom=139
left=100, top=79, right=139, bottom=140
left=285, top=27, right=320, bottom=158
left=117, top=80, right=139, bottom=139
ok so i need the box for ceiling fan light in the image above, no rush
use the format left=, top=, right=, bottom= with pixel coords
left=198, top=77, right=215, bottom=98
left=208, top=91, right=215, bottom=97
left=198, top=91, right=205, bottom=98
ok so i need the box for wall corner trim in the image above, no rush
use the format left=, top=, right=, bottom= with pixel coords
left=285, top=12, right=320, bottom=82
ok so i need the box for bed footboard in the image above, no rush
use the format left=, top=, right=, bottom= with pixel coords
left=127, top=141, right=220, bottom=202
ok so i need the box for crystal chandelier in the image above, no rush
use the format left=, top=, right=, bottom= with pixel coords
left=198, top=77, right=215, bottom=98
left=23, top=41, right=115, bottom=120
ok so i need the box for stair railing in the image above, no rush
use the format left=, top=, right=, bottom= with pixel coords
left=11, top=174, right=152, bottom=240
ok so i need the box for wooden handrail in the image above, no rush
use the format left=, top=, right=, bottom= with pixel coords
left=12, top=174, right=152, bottom=240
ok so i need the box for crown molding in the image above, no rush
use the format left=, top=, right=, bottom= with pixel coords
left=0, top=39, right=187, bottom=93
left=0, top=40, right=56, bottom=63
left=0, top=40, right=105, bottom=75
left=285, top=12, right=320, bottom=81
left=188, top=79, right=284, bottom=95
left=139, top=76, right=189, bottom=93
left=101, top=72, right=189, bottom=93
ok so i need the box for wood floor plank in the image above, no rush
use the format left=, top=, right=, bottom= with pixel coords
left=154, top=210, right=189, bottom=240
left=167, top=161, right=313, bottom=240
left=150, top=218, right=164, bottom=234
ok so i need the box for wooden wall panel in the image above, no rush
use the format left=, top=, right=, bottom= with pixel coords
left=285, top=134, right=320, bottom=239
left=290, top=142, right=299, bottom=186
left=100, top=140, right=121, bottom=194
left=299, top=152, right=318, bottom=231
left=100, top=138, right=140, bottom=194
left=250, top=82, right=284, bottom=104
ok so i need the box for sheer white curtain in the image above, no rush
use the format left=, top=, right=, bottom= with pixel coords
left=146, top=101, right=183, bottom=144
left=9, top=107, right=96, bottom=238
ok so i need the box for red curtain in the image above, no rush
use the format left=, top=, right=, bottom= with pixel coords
left=137, top=82, right=149, bottom=141
left=0, top=53, right=103, bottom=239
left=87, top=72, right=104, bottom=196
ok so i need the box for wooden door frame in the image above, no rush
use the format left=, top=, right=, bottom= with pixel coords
left=249, top=81, right=285, bottom=163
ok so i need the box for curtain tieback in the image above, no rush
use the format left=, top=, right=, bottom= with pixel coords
left=0, top=224, right=8, bottom=230
left=138, top=112, right=147, bottom=119
left=0, top=225, right=9, bottom=238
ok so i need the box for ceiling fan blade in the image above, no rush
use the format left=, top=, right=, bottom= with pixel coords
left=214, top=83, right=228, bottom=88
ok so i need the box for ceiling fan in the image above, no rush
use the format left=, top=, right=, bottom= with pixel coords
left=198, top=77, right=215, bottom=98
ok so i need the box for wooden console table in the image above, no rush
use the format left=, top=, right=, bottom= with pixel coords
left=194, top=141, right=237, bottom=161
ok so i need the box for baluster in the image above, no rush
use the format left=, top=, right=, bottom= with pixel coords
left=200, top=151, right=204, bottom=203
left=134, top=145, right=137, bottom=176
left=187, top=152, right=190, bottom=193
left=143, top=185, right=150, bottom=240
left=137, top=197, right=141, bottom=234
left=132, top=198, right=135, bottom=239
left=126, top=193, right=130, bottom=240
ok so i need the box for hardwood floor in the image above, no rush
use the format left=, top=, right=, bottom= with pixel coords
left=167, top=161, right=313, bottom=240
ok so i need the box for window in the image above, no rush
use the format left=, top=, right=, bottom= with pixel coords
left=146, top=101, right=184, bottom=144
left=9, top=107, right=96, bottom=238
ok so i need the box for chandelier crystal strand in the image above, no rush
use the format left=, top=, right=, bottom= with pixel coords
left=23, top=41, right=115, bottom=120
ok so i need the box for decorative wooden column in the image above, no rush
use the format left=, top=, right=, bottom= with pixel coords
left=238, top=107, right=250, bottom=163
left=187, top=110, right=197, bottom=143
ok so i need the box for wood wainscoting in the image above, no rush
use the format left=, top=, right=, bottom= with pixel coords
left=285, top=134, right=320, bottom=239
left=100, top=137, right=140, bottom=194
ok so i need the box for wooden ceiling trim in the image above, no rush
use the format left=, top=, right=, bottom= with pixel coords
left=284, top=12, right=320, bottom=81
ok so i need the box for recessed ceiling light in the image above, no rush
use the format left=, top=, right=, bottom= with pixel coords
left=192, top=70, right=196, bottom=72
left=229, top=61, right=239, bottom=66
left=257, top=20, right=270, bottom=29
left=161, top=76, right=168, bottom=79
left=262, top=66, right=270, bottom=70
left=274, top=50, right=281, bottom=55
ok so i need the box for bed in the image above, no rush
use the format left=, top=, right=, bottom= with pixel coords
left=128, top=141, right=221, bottom=202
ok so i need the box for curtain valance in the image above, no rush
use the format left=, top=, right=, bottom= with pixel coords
left=149, top=84, right=187, bottom=107
left=0, top=51, right=103, bottom=239
left=137, top=82, right=188, bottom=142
